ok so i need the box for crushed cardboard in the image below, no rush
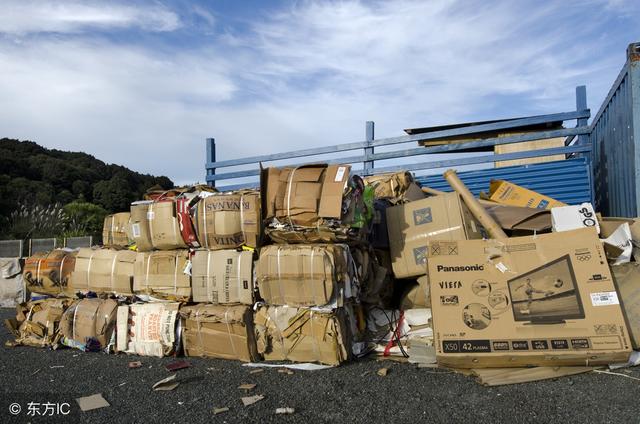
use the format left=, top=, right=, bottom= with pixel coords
left=23, top=249, right=76, bottom=297
left=191, top=249, right=254, bottom=305
left=133, top=250, right=191, bottom=301
left=70, top=248, right=137, bottom=296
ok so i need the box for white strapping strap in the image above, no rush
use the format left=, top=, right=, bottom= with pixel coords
left=285, top=167, right=300, bottom=226
left=273, top=307, right=287, bottom=359
left=239, top=194, right=245, bottom=241
left=145, top=254, right=152, bottom=292
left=236, top=251, right=243, bottom=302
left=59, top=254, right=67, bottom=294
left=206, top=251, right=212, bottom=302
left=173, top=252, right=179, bottom=296
left=72, top=302, right=81, bottom=342
left=87, top=252, right=96, bottom=290
left=202, top=199, right=209, bottom=249
left=148, top=203, right=155, bottom=244
left=224, top=309, right=238, bottom=359
left=171, top=201, right=179, bottom=246
left=36, top=257, right=42, bottom=288
left=110, top=215, right=115, bottom=245
left=110, top=251, right=118, bottom=293
left=276, top=247, right=285, bottom=304
left=310, top=248, right=316, bottom=305
left=42, top=319, right=50, bottom=346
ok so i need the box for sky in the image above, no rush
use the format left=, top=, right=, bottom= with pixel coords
left=0, top=0, right=639, bottom=186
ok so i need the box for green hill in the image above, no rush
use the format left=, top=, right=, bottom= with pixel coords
left=0, top=138, right=174, bottom=240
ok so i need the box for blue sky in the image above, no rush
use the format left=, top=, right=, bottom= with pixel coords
left=0, top=0, right=638, bottom=184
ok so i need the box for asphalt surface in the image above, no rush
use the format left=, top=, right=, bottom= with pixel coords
left=0, top=308, right=639, bottom=424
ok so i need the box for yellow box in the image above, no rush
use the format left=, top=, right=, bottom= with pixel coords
left=489, top=180, right=566, bottom=210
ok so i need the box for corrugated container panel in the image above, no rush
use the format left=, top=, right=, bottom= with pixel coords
left=590, top=43, right=640, bottom=217
left=416, top=158, right=592, bottom=205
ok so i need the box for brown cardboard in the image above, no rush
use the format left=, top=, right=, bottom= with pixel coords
left=611, top=262, right=640, bottom=349
left=363, top=172, right=415, bottom=201
left=488, top=180, right=566, bottom=209
left=8, top=298, right=73, bottom=348
left=386, top=192, right=483, bottom=279
left=102, top=212, right=131, bottom=247
left=253, top=305, right=351, bottom=366
left=400, top=275, right=431, bottom=310
left=59, top=298, right=118, bottom=350
left=262, top=164, right=350, bottom=227
left=133, top=250, right=191, bottom=300
left=69, top=248, right=137, bottom=295
left=129, top=201, right=153, bottom=252
left=483, top=204, right=551, bottom=232
left=148, top=200, right=188, bottom=250
left=23, top=250, right=76, bottom=297
left=191, top=250, right=254, bottom=305
left=256, top=244, right=353, bottom=307
left=427, top=228, right=632, bottom=368
left=193, top=191, right=260, bottom=250
left=180, top=304, right=259, bottom=362
left=116, top=302, right=180, bottom=357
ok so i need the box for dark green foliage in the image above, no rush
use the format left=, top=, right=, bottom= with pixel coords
left=0, top=138, right=174, bottom=239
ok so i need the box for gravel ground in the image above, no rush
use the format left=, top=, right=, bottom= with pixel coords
left=0, top=308, right=638, bottom=423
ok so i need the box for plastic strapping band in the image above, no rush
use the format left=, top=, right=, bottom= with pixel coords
left=148, top=203, right=154, bottom=245
left=72, top=302, right=81, bottom=342
left=285, top=167, right=300, bottom=227
left=36, top=257, right=41, bottom=289
left=145, top=254, right=151, bottom=292
left=87, top=252, right=96, bottom=291
left=171, top=201, right=179, bottom=246
left=276, top=247, right=285, bottom=305
left=110, top=251, right=118, bottom=293
left=42, top=319, right=50, bottom=346
left=239, top=194, right=245, bottom=242
left=59, top=254, right=67, bottom=294
left=202, top=199, right=208, bottom=249
left=173, top=252, right=179, bottom=296
left=224, top=309, right=238, bottom=359
left=206, top=251, right=212, bottom=302
left=310, top=248, right=317, bottom=305
left=110, top=215, right=115, bottom=245
left=308, top=310, right=321, bottom=363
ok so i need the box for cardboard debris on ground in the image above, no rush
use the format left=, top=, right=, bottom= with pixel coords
left=428, top=227, right=632, bottom=368
left=213, top=407, right=229, bottom=415
left=153, top=374, right=179, bottom=391
left=76, top=393, right=110, bottom=412
left=377, top=367, right=389, bottom=376
left=472, top=366, right=596, bottom=386
left=241, top=394, right=264, bottom=407
left=276, top=407, right=295, bottom=414
left=128, top=361, right=142, bottom=369
left=249, top=368, right=264, bottom=374
left=165, top=360, right=191, bottom=372
left=238, top=383, right=256, bottom=391
left=7, top=298, right=74, bottom=348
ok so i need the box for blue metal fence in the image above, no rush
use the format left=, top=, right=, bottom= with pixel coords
left=590, top=42, right=640, bottom=217
left=205, top=86, right=592, bottom=194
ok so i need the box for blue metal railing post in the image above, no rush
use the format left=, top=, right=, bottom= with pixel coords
left=575, top=85, right=594, bottom=204
left=364, top=121, right=375, bottom=175
left=206, top=138, right=216, bottom=188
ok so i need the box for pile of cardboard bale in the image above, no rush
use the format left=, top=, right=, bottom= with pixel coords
left=5, top=164, right=640, bottom=385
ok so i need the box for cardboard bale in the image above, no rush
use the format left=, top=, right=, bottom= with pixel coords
left=386, top=192, right=483, bottom=279
left=59, top=298, right=118, bottom=351
left=133, top=250, right=191, bottom=301
left=102, top=212, right=131, bottom=247
left=69, top=248, right=137, bottom=296
left=427, top=228, right=632, bottom=368
left=488, top=180, right=566, bottom=209
left=254, top=305, right=351, bottom=366
left=363, top=171, right=415, bottom=201
left=23, top=249, right=76, bottom=297
left=180, top=304, right=260, bottom=362
left=129, top=201, right=154, bottom=252
left=6, top=298, right=73, bottom=348
left=191, top=250, right=254, bottom=305
left=0, top=258, right=25, bottom=307
left=148, top=200, right=189, bottom=250
left=116, top=302, right=180, bottom=357
left=257, top=244, right=355, bottom=307
left=261, top=164, right=370, bottom=243
left=193, top=191, right=260, bottom=250
left=611, top=262, right=640, bottom=349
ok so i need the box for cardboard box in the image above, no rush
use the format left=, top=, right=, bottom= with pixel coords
left=148, top=200, right=188, bottom=250
left=23, top=250, right=76, bottom=297
left=427, top=228, right=632, bottom=368
left=59, top=298, right=118, bottom=351
left=386, top=192, right=483, bottom=279
left=256, top=244, right=353, bottom=307
left=129, top=201, right=154, bottom=252
left=488, top=180, right=566, bottom=209
left=191, top=250, right=254, bottom=305
left=551, top=203, right=600, bottom=233
left=482, top=203, right=551, bottom=233
left=102, top=212, right=131, bottom=247
left=70, top=248, right=137, bottom=295
left=7, top=298, right=74, bottom=348
left=400, top=275, right=431, bottom=310
left=133, top=250, right=191, bottom=301
left=611, top=262, right=640, bottom=349
left=261, top=164, right=350, bottom=227
left=116, top=302, right=180, bottom=357
left=254, top=305, right=352, bottom=366
left=193, top=191, right=260, bottom=250
left=180, top=304, right=259, bottom=362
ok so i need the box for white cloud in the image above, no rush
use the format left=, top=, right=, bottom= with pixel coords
left=0, top=1, right=180, bottom=34
left=0, top=0, right=635, bottom=186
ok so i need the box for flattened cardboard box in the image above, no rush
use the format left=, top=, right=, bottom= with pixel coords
left=133, top=250, right=191, bottom=301
left=8, top=298, right=73, bottom=348
left=180, top=304, right=259, bottom=362
left=191, top=250, right=254, bottom=305
left=129, top=201, right=153, bottom=252
left=611, top=262, right=640, bottom=349
left=254, top=306, right=351, bottom=366
left=257, top=244, right=352, bottom=307
left=102, top=212, right=131, bottom=247
left=59, top=298, right=118, bottom=350
left=387, top=192, right=483, bottom=279
left=193, top=191, right=260, bottom=250
left=427, top=228, right=632, bottom=368
left=488, top=180, right=566, bottom=209
left=70, top=248, right=136, bottom=295
left=23, top=250, right=76, bottom=297
left=147, top=200, right=188, bottom=250
left=116, top=302, right=180, bottom=357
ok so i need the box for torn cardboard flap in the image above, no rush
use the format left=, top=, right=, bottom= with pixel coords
left=180, top=304, right=260, bottom=362
left=116, top=302, right=180, bottom=357
left=11, top=298, right=74, bottom=348
left=427, top=227, right=632, bottom=368
left=191, top=250, right=254, bottom=305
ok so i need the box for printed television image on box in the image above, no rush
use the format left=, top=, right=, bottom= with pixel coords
left=507, top=255, right=585, bottom=323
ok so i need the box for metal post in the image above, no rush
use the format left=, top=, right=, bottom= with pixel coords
left=575, top=85, right=594, bottom=204
left=206, top=138, right=216, bottom=188
left=364, top=121, right=375, bottom=175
